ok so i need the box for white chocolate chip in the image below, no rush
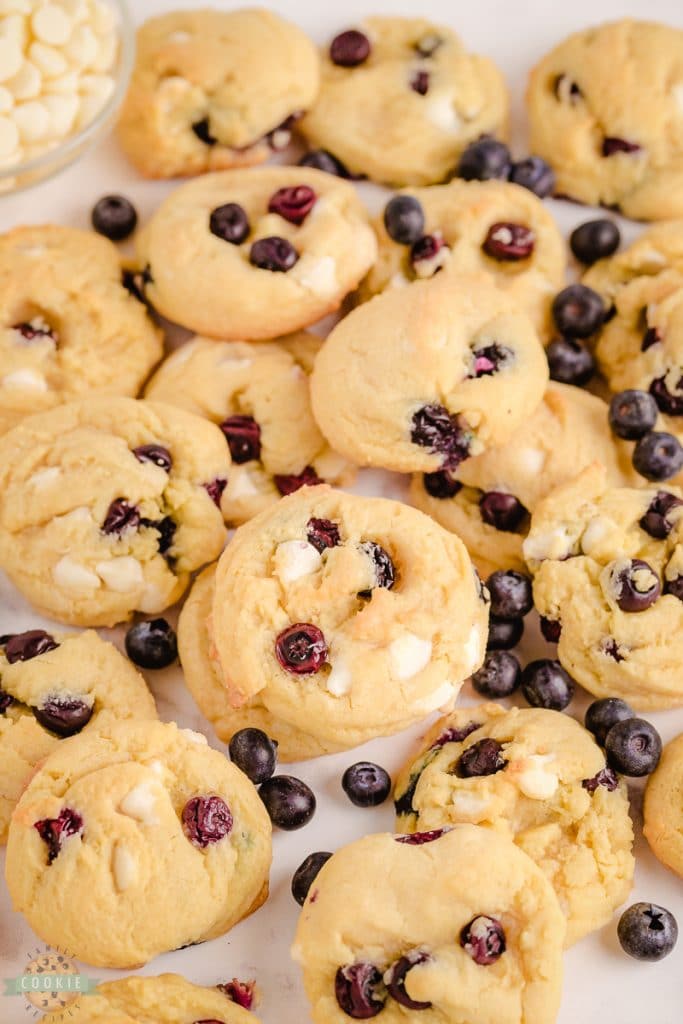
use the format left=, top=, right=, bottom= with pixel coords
left=166, top=30, right=192, bottom=44
left=312, top=449, right=347, bottom=480
left=119, top=780, right=159, bottom=825
left=326, top=658, right=352, bottom=696
left=0, top=114, right=19, bottom=154
left=95, top=557, right=143, bottom=592
left=218, top=356, right=252, bottom=371
left=29, top=40, right=67, bottom=76
left=0, top=85, right=13, bottom=112
left=425, top=93, right=462, bottom=133
left=2, top=368, right=47, bottom=390
left=463, top=624, right=484, bottom=675
left=389, top=633, right=432, bottom=680
left=273, top=540, right=322, bottom=584
left=182, top=729, right=208, bottom=745
left=0, top=37, right=23, bottom=82
left=417, top=681, right=457, bottom=712
left=32, top=4, right=73, bottom=46
left=389, top=271, right=410, bottom=289
left=43, top=91, right=78, bottom=135
left=112, top=843, right=137, bottom=892
left=226, top=466, right=260, bottom=499
left=580, top=516, right=613, bottom=555
left=522, top=525, right=575, bottom=563
left=13, top=99, right=50, bottom=141
left=0, top=12, right=26, bottom=46
left=65, top=24, right=98, bottom=67
left=138, top=581, right=167, bottom=614
left=518, top=447, right=545, bottom=475
left=515, top=754, right=558, bottom=800
left=147, top=759, right=165, bottom=776
left=672, top=82, right=683, bottom=112
left=452, top=792, right=490, bottom=816
left=52, top=556, right=101, bottom=591
left=291, top=255, right=338, bottom=298
left=5, top=59, right=40, bottom=99
left=27, top=466, right=61, bottom=488
left=90, top=0, right=115, bottom=34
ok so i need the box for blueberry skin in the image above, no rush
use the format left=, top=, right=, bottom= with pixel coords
left=228, top=728, right=278, bottom=785
left=91, top=195, right=138, bottom=241
left=508, top=156, right=555, bottom=198
left=605, top=718, right=662, bottom=776
left=618, top=903, right=678, bottom=961
left=291, top=851, right=333, bottom=906
left=552, top=284, right=605, bottom=338
left=609, top=390, right=658, bottom=440
left=486, top=616, right=524, bottom=651
left=570, top=219, right=620, bottom=265
left=342, top=762, right=391, bottom=808
left=521, top=659, right=574, bottom=710
left=471, top=651, right=521, bottom=698
left=298, top=149, right=349, bottom=177
left=383, top=196, right=425, bottom=245
left=584, top=698, right=635, bottom=746
left=486, top=570, right=533, bottom=620
left=456, top=138, right=511, bottom=181
left=546, top=338, right=595, bottom=386
left=258, top=775, right=316, bottom=830
left=633, top=431, right=683, bottom=482
left=125, top=618, right=177, bottom=669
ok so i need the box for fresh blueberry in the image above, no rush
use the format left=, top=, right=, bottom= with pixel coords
left=329, top=29, right=371, bottom=67
left=228, top=728, right=278, bottom=785
left=274, top=466, right=322, bottom=495
left=249, top=236, right=298, bottom=272
left=34, top=807, right=83, bottom=864
left=540, top=616, right=561, bottom=643
left=220, top=415, right=261, bottom=463
left=91, top=195, right=137, bottom=241
left=455, top=738, right=505, bottom=777
left=609, top=390, right=658, bottom=440
left=552, top=284, right=605, bottom=338
left=633, top=431, right=683, bottom=481
left=133, top=444, right=172, bottom=472
left=618, top=903, right=678, bottom=961
left=585, top=698, right=635, bottom=746
left=411, top=404, right=471, bottom=469
left=456, top=138, right=511, bottom=181
left=570, top=219, right=620, bottom=264
left=275, top=623, right=327, bottom=674
left=609, top=559, right=660, bottom=612
left=33, top=697, right=93, bottom=738
left=509, top=156, right=555, bottom=197
left=471, top=650, right=521, bottom=698
left=422, top=470, right=461, bottom=499
left=546, top=338, right=595, bottom=386
left=306, top=517, right=341, bottom=553
left=460, top=915, right=506, bottom=965
left=341, top=762, right=391, bottom=807
left=291, top=851, right=333, bottom=906
left=259, top=775, right=316, bottom=830
left=383, top=195, right=425, bottom=245
left=125, top=618, right=178, bottom=669
left=605, top=718, right=662, bottom=776
left=334, top=963, right=386, bottom=1018
left=4, top=629, right=58, bottom=664
left=298, top=149, right=349, bottom=177
left=482, top=222, right=535, bottom=261
left=209, top=203, right=250, bottom=245
left=182, top=795, right=233, bottom=847
left=268, top=185, right=317, bottom=225
left=521, top=659, right=574, bottom=710
left=487, top=616, right=524, bottom=651
left=639, top=491, right=683, bottom=539
left=486, top=570, right=533, bottom=620
left=479, top=492, right=529, bottom=533
left=385, top=950, right=432, bottom=1010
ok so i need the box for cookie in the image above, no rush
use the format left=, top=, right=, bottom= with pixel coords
left=0, top=397, right=229, bottom=627
left=526, top=20, right=683, bottom=220
left=0, top=628, right=156, bottom=844
left=300, top=17, right=509, bottom=186
left=411, top=384, right=635, bottom=577
left=292, top=825, right=565, bottom=1024
left=643, top=731, right=683, bottom=878
left=197, top=485, right=488, bottom=752
left=6, top=720, right=271, bottom=968
left=310, top=273, right=548, bottom=473
left=394, top=703, right=634, bottom=945
left=524, top=463, right=683, bottom=709
left=582, top=221, right=683, bottom=306
left=0, top=225, right=162, bottom=436
left=117, top=8, right=319, bottom=178
left=135, top=167, right=377, bottom=340
left=361, top=179, right=566, bottom=339
left=144, top=332, right=353, bottom=525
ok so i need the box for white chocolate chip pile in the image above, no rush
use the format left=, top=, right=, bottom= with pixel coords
left=0, top=0, right=119, bottom=170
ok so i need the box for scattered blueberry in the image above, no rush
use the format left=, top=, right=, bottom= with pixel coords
left=125, top=618, right=178, bottom=669
left=228, top=728, right=278, bottom=785
left=486, top=570, right=533, bottom=620
left=487, top=616, right=524, bottom=651
left=456, top=138, right=511, bottom=181
left=540, top=616, right=561, bottom=643
left=633, top=431, right=683, bottom=481
left=482, top=222, right=535, bottom=261
left=546, top=338, right=595, bottom=386
left=334, top=963, right=386, bottom=1019
left=250, top=236, right=298, bottom=272
left=618, top=903, right=678, bottom=961
left=509, top=156, right=555, bottom=197
left=552, top=284, right=605, bottom=338
left=460, top=915, right=506, bottom=965
left=605, top=718, right=662, bottom=776
left=34, top=807, right=83, bottom=863
left=639, top=491, right=683, bottom=539
left=341, top=762, right=391, bottom=807
left=385, top=950, right=432, bottom=1010
left=472, top=650, right=521, bottom=698
left=330, top=29, right=371, bottom=67
left=585, top=698, right=635, bottom=746
left=33, top=697, right=93, bottom=738
left=275, top=623, right=328, bottom=674
left=182, top=795, right=233, bottom=847
left=609, top=390, right=658, bottom=440
left=91, top=194, right=137, bottom=241
left=5, top=629, right=58, bottom=664
left=268, top=185, right=317, bottom=225
left=209, top=203, right=250, bottom=245
left=610, top=559, right=660, bottom=612
left=521, top=659, right=574, bottom=710
left=456, top=737, right=505, bottom=777
left=259, top=775, right=316, bottom=830
left=291, top=851, right=333, bottom=906
left=298, top=149, right=349, bottom=177
left=649, top=374, right=683, bottom=416
left=383, top=195, right=425, bottom=245
left=479, top=492, right=529, bottom=533
left=220, top=415, right=261, bottom=463
left=570, top=219, right=620, bottom=264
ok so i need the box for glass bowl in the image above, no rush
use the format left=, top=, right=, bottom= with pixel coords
left=0, top=0, right=134, bottom=196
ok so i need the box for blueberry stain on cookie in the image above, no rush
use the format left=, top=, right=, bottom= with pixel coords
left=34, top=807, right=83, bottom=864
left=411, top=404, right=472, bottom=469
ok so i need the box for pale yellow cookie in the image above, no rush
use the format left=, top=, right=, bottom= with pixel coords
left=643, top=731, right=683, bottom=878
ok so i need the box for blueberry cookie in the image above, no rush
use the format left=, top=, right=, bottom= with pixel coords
left=117, top=8, right=319, bottom=178
left=197, top=485, right=488, bottom=752
left=362, top=180, right=566, bottom=339
left=6, top=720, right=271, bottom=968
left=526, top=20, right=683, bottom=220
left=411, top=384, right=635, bottom=577
left=643, top=732, right=683, bottom=878
left=135, top=167, right=377, bottom=340
left=311, top=273, right=548, bottom=473
left=300, top=17, right=509, bottom=186
left=524, top=464, right=683, bottom=709
left=394, top=703, right=634, bottom=945
left=292, top=825, right=564, bottom=1024
left=0, top=628, right=156, bottom=844
left=0, top=225, right=162, bottom=435
left=144, top=333, right=353, bottom=525
left=582, top=221, right=683, bottom=307
left=0, top=397, right=229, bottom=627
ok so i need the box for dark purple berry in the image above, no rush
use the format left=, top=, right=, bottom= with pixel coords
left=411, top=404, right=471, bottom=469
left=547, top=338, right=595, bottom=386
left=468, top=343, right=513, bottom=378
left=140, top=515, right=176, bottom=558
left=133, top=444, right=172, bottom=472
left=432, top=722, right=481, bottom=747
left=274, top=465, right=322, bottom=495
left=609, top=390, right=658, bottom=440
left=395, top=828, right=448, bottom=844
left=472, top=650, right=521, bottom=698
left=605, top=718, right=662, bottom=776
left=122, top=264, right=153, bottom=302
left=341, top=762, right=391, bottom=807
left=410, top=232, right=447, bottom=276
left=509, top=156, right=555, bottom=198
left=582, top=766, right=619, bottom=793
left=602, top=137, right=642, bottom=156
left=460, top=916, right=506, bottom=965
left=639, top=491, right=683, bottom=539
left=610, top=559, right=660, bottom=612
left=298, top=149, right=349, bottom=177
left=642, top=326, right=661, bottom=351
left=422, top=470, right=461, bottom=499
left=585, top=698, right=635, bottom=746
left=268, top=185, right=317, bottom=225
left=330, top=30, right=371, bottom=67
left=182, top=795, right=233, bottom=847
left=291, top=851, right=333, bottom=905
left=479, top=491, right=529, bottom=533
left=650, top=374, right=683, bottom=416
left=385, top=951, right=432, bottom=1010
left=220, top=415, right=261, bottom=463
left=34, top=807, right=83, bottom=863
left=552, top=284, right=605, bottom=338
left=358, top=542, right=395, bottom=598
left=191, top=117, right=216, bottom=145
left=216, top=980, right=256, bottom=1010
left=486, top=570, right=533, bottom=619
left=228, top=728, right=278, bottom=785
left=456, top=138, right=511, bottom=181
left=0, top=689, right=14, bottom=713
left=275, top=624, right=327, bottom=674
left=487, top=616, right=524, bottom=651
left=91, top=194, right=137, bottom=241
left=102, top=498, right=140, bottom=536
left=204, top=477, right=227, bottom=507
left=633, top=431, right=683, bottom=481
left=521, top=659, right=574, bottom=710
left=664, top=574, right=683, bottom=601
left=125, top=618, right=177, bottom=669
left=209, top=203, right=250, bottom=245
left=250, top=236, right=298, bottom=271
left=12, top=318, right=56, bottom=341
left=334, top=963, right=386, bottom=1019
left=384, top=195, right=425, bottom=245
left=482, top=222, right=535, bottom=261
left=259, top=775, right=316, bottom=830
left=540, top=616, right=561, bottom=643
left=570, top=219, right=620, bottom=264
left=33, top=697, right=93, bottom=737
left=5, top=630, right=58, bottom=664
left=410, top=70, right=430, bottom=95
left=618, top=903, right=677, bottom=961
left=603, top=638, right=626, bottom=662
left=456, top=738, right=505, bottom=777
left=306, top=517, right=341, bottom=553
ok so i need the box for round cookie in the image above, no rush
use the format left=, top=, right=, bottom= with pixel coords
left=524, top=463, right=683, bottom=710
left=394, top=703, right=634, bottom=946
left=0, top=628, right=156, bottom=845
left=361, top=180, right=566, bottom=339
left=117, top=8, right=319, bottom=178
left=144, top=333, right=353, bottom=525
left=0, top=397, right=229, bottom=627
left=410, top=384, right=635, bottom=577
left=292, top=825, right=565, bottom=1024
left=5, top=720, right=272, bottom=968
left=310, top=272, right=549, bottom=473
left=526, top=20, right=683, bottom=220
left=582, top=221, right=683, bottom=306
left=0, top=225, right=162, bottom=436
left=205, top=485, right=489, bottom=751
left=643, top=732, right=683, bottom=878
left=135, top=167, right=377, bottom=340
left=300, top=16, right=509, bottom=186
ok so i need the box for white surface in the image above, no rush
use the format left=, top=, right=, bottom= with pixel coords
left=1, top=1, right=683, bottom=1022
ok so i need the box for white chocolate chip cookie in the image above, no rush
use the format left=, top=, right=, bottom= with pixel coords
left=644, top=731, right=683, bottom=878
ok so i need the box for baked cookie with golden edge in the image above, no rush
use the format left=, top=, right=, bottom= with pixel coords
left=301, top=17, right=508, bottom=186
left=526, top=20, right=683, bottom=220
left=135, top=167, right=377, bottom=340
left=144, top=333, right=353, bottom=525
left=394, top=703, right=634, bottom=946
left=643, top=732, right=683, bottom=878
left=0, top=397, right=229, bottom=627
left=582, top=221, right=683, bottom=309
left=411, top=384, right=635, bottom=577
left=361, top=180, right=566, bottom=339
left=292, top=825, right=564, bottom=1024
left=311, top=273, right=548, bottom=473
left=0, top=629, right=156, bottom=845
left=0, top=225, right=162, bottom=436
left=202, top=486, right=488, bottom=752
left=524, top=463, right=683, bottom=710
left=117, top=8, right=319, bottom=178
left=5, top=720, right=271, bottom=969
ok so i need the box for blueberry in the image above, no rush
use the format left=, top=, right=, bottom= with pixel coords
left=422, top=470, right=461, bottom=499
left=570, top=219, right=620, bottom=265
left=291, top=851, right=333, bottom=906
left=341, top=762, right=391, bottom=807
left=274, top=466, right=322, bottom=495
left=306, top=517, right=341, bottom=553
left=609, top=390, right=658, bottom=440
left=486, top=570, right=533, bottom=620
left=102, top=498, right=140, bottom=536
left=133, top=444, right=172, bottom=472
left=582, top=766, right=619, bottom=793
left=540, top=616, right=561, bottom=643
left=249, top=236, right=298, bottom=272
left=275, top=623, right=328, bottom=674
left=216, top=980, right=256, bottom=1010
left=552, top=284, right=605, bottom=338
left=182, top=795, right=233, bottom=847
left=482, top=222, right=535, bottom=261
left=521, top=659, right=574, bottom=710
left=618, top=903, right=678, bottom=962
left=456, top=138, right=511, bottom=181
left=91, top=194, right=137, bottom=241
left=268, top=185, right=317, bottom=225
left=228, top=728, right=278, bottom=785
left=329, top=29, right=371, bottom=67
left=385, top=950, right=432, bottom=1010
left=411, top=404, right=471, bottom=469
left=471, top=651, right=521, bottom=698
left=605, top=718, right=662, bottom=776
left=335, top=963, right=386, bottom=1018
left=383, top=195, right=425, bottom=245
left=633, top=431, right=683, bottom=481
left=4, top=629, right=58, bottom=663
left=479, top=492, right=529, bottom=533
left=358, top=542, right=395, bottom=598
left=640, top=491, right=683, bottom=539
left=34, top=807, right=83, bottom=864
left=191, top=117, right=216, bottom=145
left=298, top=149, right=349, bottom=177
left=33, top=697, right=93, bottom=738
left=410, top=70, right=430, bottom=95
left=259, top=775, right=316, bottom=829
left=609, top=558, right=660, bottom=612
left=125, top=618, right=177, bottom=669
left=487, top=616, right=524, bottom=651
left=460, top=915, right=506, bottom=965
left=508, top=156, right=555, bottom=198
left=209, top=203, right=250, bottom=245
left=585, top=698, right=635, bottom=746
left=602, top=137, right=642, bottom=157
left=546, top=338, right=595, bottom=386
left=220, top=415, right=261, bottom=463
left=456, top=738, right=505, bottom=777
